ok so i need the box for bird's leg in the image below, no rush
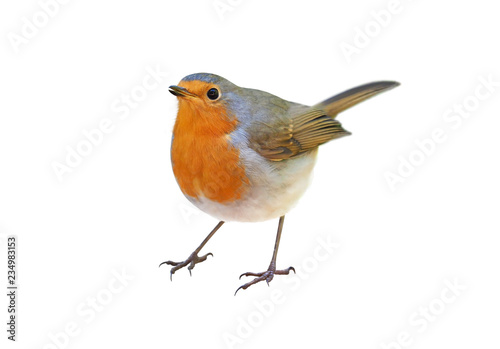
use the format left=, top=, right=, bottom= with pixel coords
left=160, top=221, right=224, bottom=280
left=235, top=216, right=295, bottom=295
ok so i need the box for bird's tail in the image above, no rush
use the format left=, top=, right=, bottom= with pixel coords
left=313, top=81, right=400, bottom=118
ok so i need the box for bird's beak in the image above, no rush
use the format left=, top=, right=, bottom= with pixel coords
left=169, top=85, right=197, bottom=98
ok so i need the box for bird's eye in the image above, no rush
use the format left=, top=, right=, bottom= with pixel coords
left=207, top=88, right=219, bottom=100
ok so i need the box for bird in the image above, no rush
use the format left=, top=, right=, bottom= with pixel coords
left=160, top=73, right=399, bottom=294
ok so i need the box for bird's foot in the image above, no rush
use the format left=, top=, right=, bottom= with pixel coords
left=235, top=265, right=295, bottom=295
left=159, top=251, right=213, bottom=281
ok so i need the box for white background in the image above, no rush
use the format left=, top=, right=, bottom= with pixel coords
left=1, top=0, right=499, bottom=348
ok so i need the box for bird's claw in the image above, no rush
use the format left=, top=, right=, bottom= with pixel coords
left=235, top=266, right=295, bottom=295
left=159, top=252, right=213, bottom=281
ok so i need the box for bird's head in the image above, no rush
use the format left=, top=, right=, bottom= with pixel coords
left=169, top=73, right=244, bottom=136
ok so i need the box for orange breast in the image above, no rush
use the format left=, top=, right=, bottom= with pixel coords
left=171, top=100, right=249, bottom=203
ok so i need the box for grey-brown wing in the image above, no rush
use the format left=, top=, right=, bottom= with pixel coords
left=247, top=80, right=399, bottom=161
left=249, top=107, right=350, bottom=161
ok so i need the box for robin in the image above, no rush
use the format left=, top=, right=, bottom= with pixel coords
left=161, top=73, right=399, bottom=294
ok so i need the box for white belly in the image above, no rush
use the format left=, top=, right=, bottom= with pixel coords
left=186, top=149, right=318, bottom=222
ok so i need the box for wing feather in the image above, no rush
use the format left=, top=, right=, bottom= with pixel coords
left=250, top=108, right=350, bottom=161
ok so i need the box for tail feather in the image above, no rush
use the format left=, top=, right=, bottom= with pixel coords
left=313, top=81, right=400, bottom=117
